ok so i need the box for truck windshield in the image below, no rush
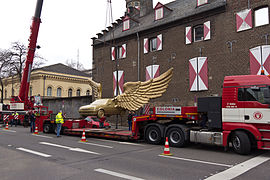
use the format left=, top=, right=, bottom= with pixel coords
left=238, top=86, right=270, bottom=104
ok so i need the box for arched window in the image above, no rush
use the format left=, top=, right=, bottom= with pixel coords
left=86, top=90, right=90, bottom=96
left=76, top=89, right=81, bottom=96
left=57, top=87, right=62, bottom=97
left=29, top=86, right=33, bottom=96
left=4, top=89, right=7, bottom=99
left=47, top=86, right=52, bottom=96
left=68, top=89, right=72, bottom=97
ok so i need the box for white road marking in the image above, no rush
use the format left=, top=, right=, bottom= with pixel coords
left=79, top=141, right=113, bottom=148
left=16, top=147, right=51, bottom=158
left=1, top=129, right=16, bottom=133
left=119, top=142, right=144, bottom=146
left=159, top=155, right=232, bottom=167
left=205, top=153, right=270, bottom=180
left=94, top=168, right=145, bottom=180
left=32, top=134, right=53, bottom=138
left=39, top=142, right=100, bottom=155
left=97, top=139, right=143, bottom=146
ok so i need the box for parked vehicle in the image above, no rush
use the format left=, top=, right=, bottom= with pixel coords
left=48, top=74, right=270, bottom=155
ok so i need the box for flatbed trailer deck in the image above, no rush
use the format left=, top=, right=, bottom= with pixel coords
left=64, top=128, right=136, bottom=141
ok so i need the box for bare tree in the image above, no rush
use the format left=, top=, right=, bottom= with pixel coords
left=9, top=41, right=46, bottom=82
left=65, top=58, right=85, bottom=71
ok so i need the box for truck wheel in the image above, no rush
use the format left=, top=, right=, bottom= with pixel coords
left=166, top=127, right=186, bottom=147
left=231, top=131, right=251, bottom=155
left=97, top=109, right=105, bottom=118
left=145, top=126, right=162, bottom=145
left=43, top=124, right=52, bottom=133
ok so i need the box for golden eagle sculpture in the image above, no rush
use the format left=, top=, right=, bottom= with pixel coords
left=79, top=68, right=173, bottom=118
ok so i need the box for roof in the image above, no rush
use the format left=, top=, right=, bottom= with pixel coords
left=33, top=63, right=90, bottom=78
left=95, top=0, right=226, bottom=43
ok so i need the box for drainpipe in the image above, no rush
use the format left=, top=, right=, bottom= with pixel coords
left=137, top=32, right=140, bottom=81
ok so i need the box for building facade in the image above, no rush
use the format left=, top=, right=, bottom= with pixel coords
left=92, top=0, right=270, bottom=107
left=2, top=63, right=92, bottom=104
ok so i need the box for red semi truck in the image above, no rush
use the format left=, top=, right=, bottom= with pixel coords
left=48, top=74, right=270, bottom=155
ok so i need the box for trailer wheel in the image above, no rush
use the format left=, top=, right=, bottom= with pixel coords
left=166, top=127, right=186, bottom=147
left=97, top=109, right=105, bottom=118
left=43, top=124, right=52, bottom=133
left=145, top=126, right=162, bottom=145
left=231, top=131, right=251, bottom=155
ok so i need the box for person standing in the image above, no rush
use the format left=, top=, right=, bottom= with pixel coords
left=11, top=111, right=19, bottom=127
left=127, top=111, right=133, bottom=131
left=30, top=111, right=36, bottom=133
left=55, top=110, right=64, bottom=137
left=23, top=112, right=29, bottom=128
left=99, top=117, right=106, bottom=128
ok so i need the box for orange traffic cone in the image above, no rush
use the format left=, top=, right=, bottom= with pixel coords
left=34, top=125, right=39, bottom=134
left=80, top=129, right=88, bottom=142
left=5, top=122, right=9, bottom=130
left=161, top=137, right=173, bottom=156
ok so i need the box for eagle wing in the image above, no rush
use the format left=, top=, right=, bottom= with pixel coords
left=114, top=68, right=173, bottom=111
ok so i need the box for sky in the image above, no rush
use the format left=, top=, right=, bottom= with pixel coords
left=0, top=0, right=174, bottom=70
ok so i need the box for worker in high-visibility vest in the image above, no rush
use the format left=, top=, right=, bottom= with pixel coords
left=55, top=110, right=64, bottom=137
left=11, top=111, right=19, bottom=127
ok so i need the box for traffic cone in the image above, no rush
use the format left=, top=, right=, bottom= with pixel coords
left=34, top=125, right=39, bottom=135
left=161, top=137, right=173, bottom=156
left=80, top=129, right=88, bottom=142
left=5, top=122, right=9, bottom=130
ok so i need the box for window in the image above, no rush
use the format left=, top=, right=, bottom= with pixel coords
left=155, top=7, right=163, bottom=20
left=5, top=89, right=7, bottom=99
left=68, top=88, right=72, bottom=97
left=57, top=87, right=62, bottom=97
left=29, top=86, right=32, bottom=96
left=238, top=86, right=270, bottom=104
left=76, top=89, right=81, bottom=96
left=12, top=88, right=14, bottom=96
left=150, top=37, right=157, bottom=52
left=47, top=87, right=52, bottom=96
left=255, top=7, right=269, bottom=27
left=197, top=0, right=208, bottom=6
left=86, top=90, right=90, bottom=96
left=193, top=25, right=204, bottom=42
left=123, top=19, right=130, bottom=31
left=117, top=46, right=123, bottom=59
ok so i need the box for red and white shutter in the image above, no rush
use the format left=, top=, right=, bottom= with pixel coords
left=113, top=70, right=124, bottom=96
left=198, top=57, right=208, bottom=91
left=122, top=44, right=126, bottom=58
left=111, top=47, right=116, bottom=61
left=262, top=45, right=270, bottom=75
left=157, top=34, right=162, bottom=51
left=189, top=57, right=208, bottom=91
left=146, top=65, right=160, bottom=81
left=250, top=46, right=261, bottom=75
left=189, top=58, right=198, bottom=91
left=186, top=26, right=192, bottom=44
left=204, top=21, right=211, bottom=40
left=236, top=9, right=252, bottom=32
left=144, top=38, right=149, bottom=54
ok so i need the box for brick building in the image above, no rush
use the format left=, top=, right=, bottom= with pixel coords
left=92, top=0, right=270, bottom=107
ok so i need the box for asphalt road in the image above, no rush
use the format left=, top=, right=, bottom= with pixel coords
left=0, top=126, right=270, bottom=180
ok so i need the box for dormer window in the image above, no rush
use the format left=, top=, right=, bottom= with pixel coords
left=197, top=0, right=208, bottom=7
left=155, top=7, right=163, bottom=20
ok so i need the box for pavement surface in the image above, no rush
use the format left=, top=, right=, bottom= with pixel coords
left=0, top=126, right=270, bottom=180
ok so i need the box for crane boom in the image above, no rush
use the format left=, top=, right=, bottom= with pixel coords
left=18, top=0, right=43, bottom=109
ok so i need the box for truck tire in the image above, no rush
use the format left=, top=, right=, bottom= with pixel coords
left=145, top=126, right=162, bottom=145
left=231, top=131, right=251, bottom=155
left=43, top=124, right=52, bottom=133
left=97, top=109, right=105, bottom=118
left=166, top=127, right=186, bottom=147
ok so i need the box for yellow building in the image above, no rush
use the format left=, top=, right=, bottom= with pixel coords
left=2, top=63, right=92, bottom=104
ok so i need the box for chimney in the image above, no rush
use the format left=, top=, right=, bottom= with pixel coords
left=140, top=0, right=153, bottom=17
